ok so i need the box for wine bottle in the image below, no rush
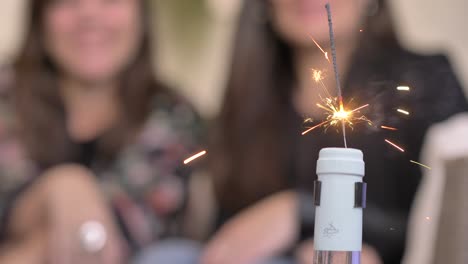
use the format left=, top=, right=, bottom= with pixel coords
left=313, top=148, right=366, bottom=264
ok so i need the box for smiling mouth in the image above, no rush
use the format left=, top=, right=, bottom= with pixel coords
left=294, top=2, right=328, bottom=19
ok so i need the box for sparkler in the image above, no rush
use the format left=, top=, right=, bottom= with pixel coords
left=183, top=4, right=431, bottom=171
left=325, top=3, right=347, bottom=148
left=302, top=3, right=432, bottom=171
left=302, top=4, right=372, bottom=146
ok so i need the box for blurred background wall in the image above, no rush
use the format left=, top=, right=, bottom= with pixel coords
left=0, top=0, right=466, bottom=118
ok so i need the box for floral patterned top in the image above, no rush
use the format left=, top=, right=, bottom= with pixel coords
left=0, top=68, right=204, bottom=251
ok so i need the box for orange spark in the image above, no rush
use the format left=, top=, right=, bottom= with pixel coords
left=302, top=120, right=329, bottom=135
left=397, top=109, right=410, bottom=115
left=397, top=86, right=410, bottom=91
left=381, top=125, right=398, bottom=131
left=184, top=150, right=207, bottom=164
left=385, top=139, right=405, bottom=152
left=350, top=104, right=370, bottom=113
left=310, top=36, right=330, bottom=63
left=311, top=69, right=332, bottom=98
left=311, top=69, right=326, bottom=83
left=410, top=160, right=432, bottom=170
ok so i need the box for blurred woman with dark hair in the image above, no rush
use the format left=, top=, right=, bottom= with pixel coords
left=202, top=0, right=467, bottom=263
left=0, top=0, right=202, bottom=263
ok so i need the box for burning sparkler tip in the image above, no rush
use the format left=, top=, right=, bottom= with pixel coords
left=303, top=3, right=372, bottom=146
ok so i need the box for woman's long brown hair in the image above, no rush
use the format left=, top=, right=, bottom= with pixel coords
left=211, top=0, right=400, bottom=217
left=13, top=0, right=162, bottom=168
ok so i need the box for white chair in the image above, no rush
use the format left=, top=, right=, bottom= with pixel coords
left=403, top=113, right=468, bottom=264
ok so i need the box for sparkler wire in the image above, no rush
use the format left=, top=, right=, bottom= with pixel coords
left=325, top=3, right=347, bottom=147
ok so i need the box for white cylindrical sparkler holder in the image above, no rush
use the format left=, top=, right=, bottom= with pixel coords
left=314, top=148, right=366, bottom=251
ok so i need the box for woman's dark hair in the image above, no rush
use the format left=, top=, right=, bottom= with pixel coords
left=13, top=0, right=162, bottom=167
left=211, top=0, right=400, bottom=215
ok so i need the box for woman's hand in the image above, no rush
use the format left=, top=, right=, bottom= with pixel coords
left=296, top=239, right=383, bottom=264
left=0, top=229, right=47, bottom=263
left=200, top=191, right=298, bottom=264
left=43, top=164, right=127, bottom=264
left=2, top=164, right=127, bottom=264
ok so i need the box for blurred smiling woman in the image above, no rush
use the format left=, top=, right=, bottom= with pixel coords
left=203, top=0, right=467, bottom=264
left=0, top=0, right=202, bottom=263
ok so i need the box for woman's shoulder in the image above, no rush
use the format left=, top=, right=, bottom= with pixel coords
left=396, top=50, right=455, bottom=77
left=393, top=50, right=468, bottom=123
left=102, top=88, right=204, bottom=206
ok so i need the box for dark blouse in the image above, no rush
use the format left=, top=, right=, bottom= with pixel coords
left=294, top=49, right=468, bottom=263
left=0, top=81, right=204, bottom=252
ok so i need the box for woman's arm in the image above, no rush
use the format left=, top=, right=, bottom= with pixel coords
left=0, top=164, right=127, bottom=264
left=201, top=191, right=299, bottom=264
left=0, top=229, right=46, bottom=263
left=202, top=190, right=385, bottom=264
left=0, top=174, right=47, bottom=264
